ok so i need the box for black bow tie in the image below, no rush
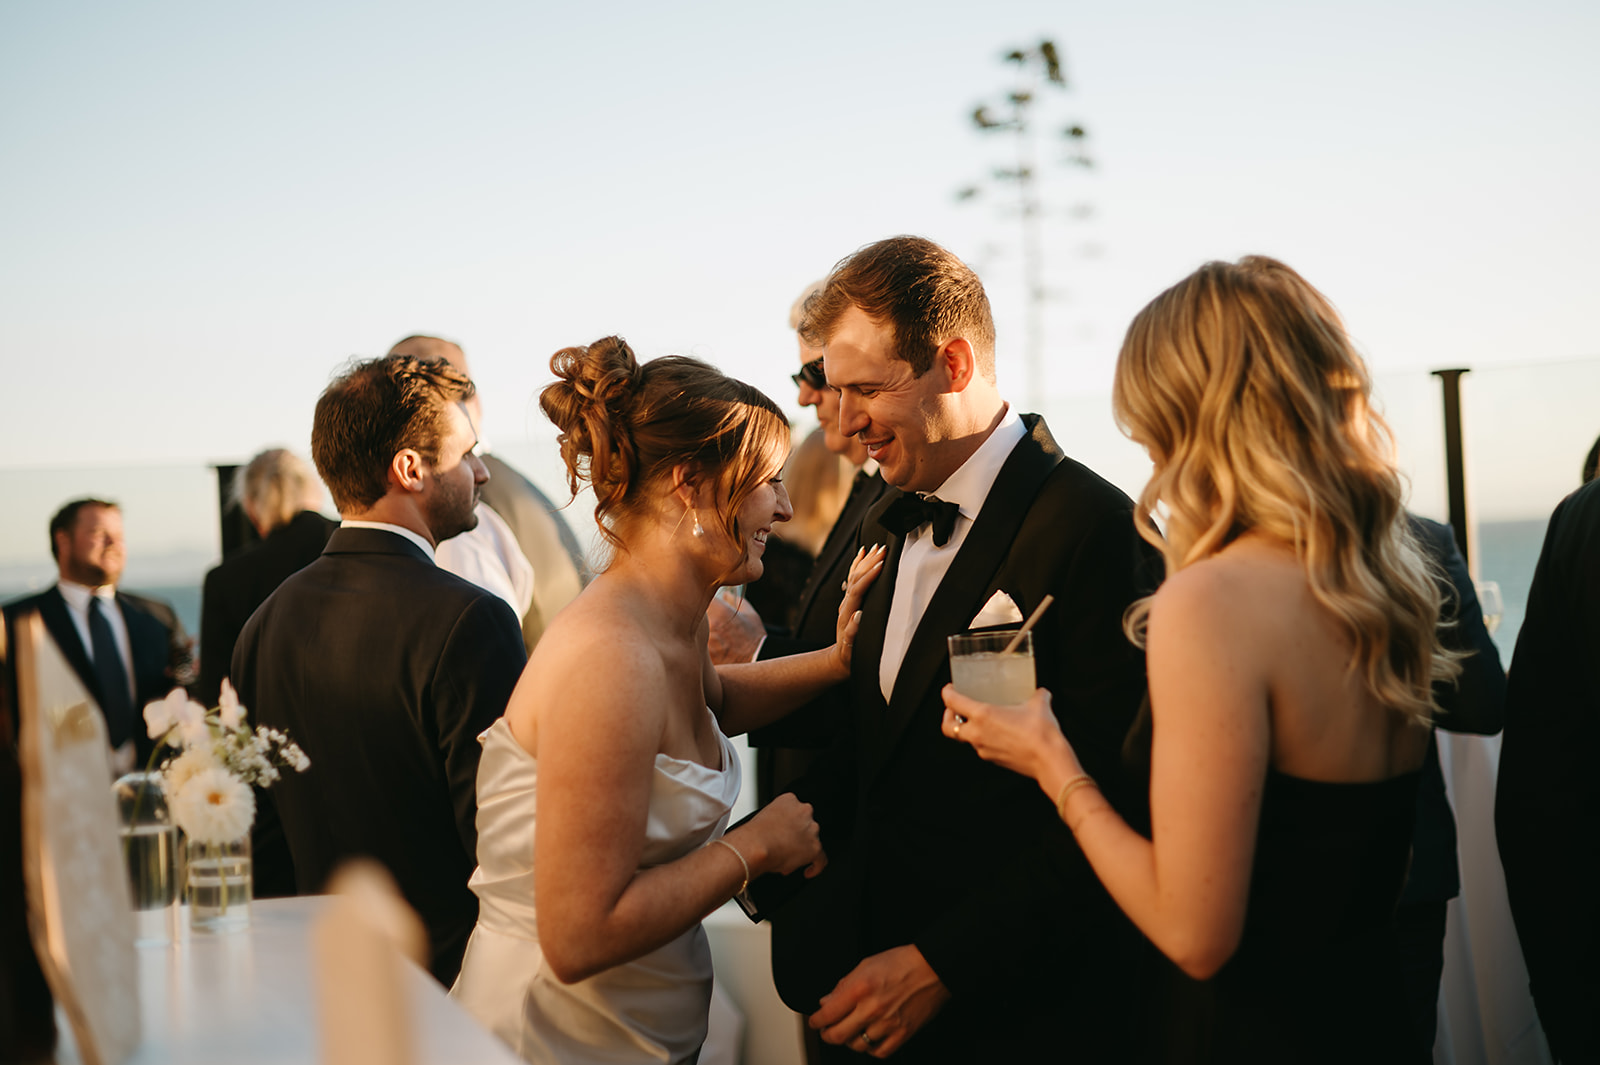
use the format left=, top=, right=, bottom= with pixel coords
left=880, top=493, right=960, bottom=547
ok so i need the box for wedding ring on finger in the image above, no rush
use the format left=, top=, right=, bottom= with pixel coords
left=859, top=1031, right=878, bottom=1048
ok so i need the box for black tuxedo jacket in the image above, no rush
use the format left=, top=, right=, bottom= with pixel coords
left=230, top=527, right=526, bottom=985
left=1496, top=479, right=1600, bottom=1057
left=198, top=510, right=337, bottom=707
left=2, top=585, right=193, bottom=765
left=749, top=470, right=891, bottom=804
left=765, top=415, right=1159, bottom=1063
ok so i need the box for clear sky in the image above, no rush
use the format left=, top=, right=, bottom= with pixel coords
left=2, top=0, right=1597, bottom=565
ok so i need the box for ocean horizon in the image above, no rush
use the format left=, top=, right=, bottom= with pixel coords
left=1, top=516, right=1551, bottom=682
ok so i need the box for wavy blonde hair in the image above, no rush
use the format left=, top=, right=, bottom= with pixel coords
left=1113, top=256, right=1457, bottom=724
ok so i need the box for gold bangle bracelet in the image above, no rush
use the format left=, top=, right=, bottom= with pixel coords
left=709, top=838, right=750, bottom=895
left=1054, top=774, right=1099, bottom=825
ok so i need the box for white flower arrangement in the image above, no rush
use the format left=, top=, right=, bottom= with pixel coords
left=143, top=680, right=310, bottom=845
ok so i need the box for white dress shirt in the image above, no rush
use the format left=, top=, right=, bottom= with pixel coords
left=436, top=504, right=536, bottom=619
left=56, top=580, right=135, bottom=693
left=339, top=520, right=437, bottom=562
left=880, top=406, right=1025, bottom=703
left=57, top=579, right=138, bottom=771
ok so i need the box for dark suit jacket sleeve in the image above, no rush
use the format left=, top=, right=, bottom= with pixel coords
left=197, top=566, right=231, bottom=708
left=1495, top=483, right=1600, bottom=1032
left=432, top=594, right=527, bottom=859
left=1411, top=516, right=1505, bottom=734
left=913, top=502, right=1155, bottom=998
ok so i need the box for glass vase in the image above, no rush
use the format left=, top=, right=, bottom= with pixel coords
left=186, top=834, right=252, bottom=932
left=113, top=771, right=180, bottom=946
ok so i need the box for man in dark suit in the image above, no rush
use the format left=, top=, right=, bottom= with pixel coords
left=757, top=237, right=1155, bottom=1062
left=1398, top=515, right=1505, bottom=1055
left=709, top=282, right=892, bottom=806
left=389, top=335, right=588, bottom=651
left=1496, top=478, right=1600, bottom=1063
left=230, top=353, right=526, bottom=986
left=2, top=498, right=194, bottom=772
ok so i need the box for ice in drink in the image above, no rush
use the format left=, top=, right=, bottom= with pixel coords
left=947, top=630, right=1036, bottom=705
left=950, top=651, right=1036, bottom=705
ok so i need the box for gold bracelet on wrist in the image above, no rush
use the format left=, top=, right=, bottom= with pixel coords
left=708, top=837, right=750, bottom=895
left=1054, top=773, right=1099, bottom=825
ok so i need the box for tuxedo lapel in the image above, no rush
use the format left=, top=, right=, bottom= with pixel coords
left=36, top=587, right=101, bottom=704
left=866, top=415, right=1064, bottom=781
left=850, top=489, right=903, bottom=752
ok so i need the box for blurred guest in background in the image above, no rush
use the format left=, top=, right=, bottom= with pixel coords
left=389, top=335, right=587, bottom=650
left=198, top=448, right=336, bottom=899
left=743, top=427, right=854, bottom=629
left=1496, top=476, right=1600, bottom=1063
left=230, top=353, right=526, bottom=985
left=707, top=280, right=892, bottom=809
left=197, top=449, right=335, bottom=707
left=1397, top=515, right=1505, bottom=1056
left=2, top=499, right=193, bottom=773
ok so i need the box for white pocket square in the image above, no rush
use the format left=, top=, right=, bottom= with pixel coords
left=970, top=590, right=1025, bottom=629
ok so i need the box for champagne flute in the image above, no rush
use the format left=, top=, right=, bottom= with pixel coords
left=1475, top=580, right=1503, bottom=635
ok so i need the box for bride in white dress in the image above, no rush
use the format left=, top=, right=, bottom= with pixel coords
left=451, top=337, right=883, bottom=1064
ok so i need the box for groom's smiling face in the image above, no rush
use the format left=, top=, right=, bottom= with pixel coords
left=825, top=304, right=962, bottom=494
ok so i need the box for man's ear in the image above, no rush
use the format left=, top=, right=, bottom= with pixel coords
left=390, top=449, right=427, bottom=493
left=937, top=337, right=978, bottom=393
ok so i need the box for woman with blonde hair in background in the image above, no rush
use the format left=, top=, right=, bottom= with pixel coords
left=942, top=257, right=1458, bottom=1063
left=744, top=426, right=856, bottom=630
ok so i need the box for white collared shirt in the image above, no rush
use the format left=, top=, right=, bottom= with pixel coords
left=56, top=579, right=135, bottom=691
left=339, top=520, right=437, bottom=563
left=879, top=406, right=1026, bottom=702
left=435, top=504, right=535, bottom=617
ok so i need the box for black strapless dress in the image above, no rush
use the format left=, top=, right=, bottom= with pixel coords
left=1156, top=769, right=1427, bottom=1065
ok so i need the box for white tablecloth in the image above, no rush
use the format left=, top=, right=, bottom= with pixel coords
left=57, top=896, right=521, bottom=1065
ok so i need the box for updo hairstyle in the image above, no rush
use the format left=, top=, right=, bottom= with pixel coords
left=1112, top=256, right=1458, bottom=725
left=540, top=337, right=790, bottom=570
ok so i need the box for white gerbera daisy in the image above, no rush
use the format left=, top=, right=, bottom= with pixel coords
left=170, top=768, right=255, bottom=844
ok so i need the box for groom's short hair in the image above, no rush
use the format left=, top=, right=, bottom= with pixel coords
left=311, top=353, right=475, bottom=513
left=800, top=235, right=996, bottom=380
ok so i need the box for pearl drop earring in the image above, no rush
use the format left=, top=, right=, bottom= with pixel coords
left=691, top=509, right=705, bottom=538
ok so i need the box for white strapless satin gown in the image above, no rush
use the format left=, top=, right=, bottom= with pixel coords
left=450, top=716, right=741, bottom=1064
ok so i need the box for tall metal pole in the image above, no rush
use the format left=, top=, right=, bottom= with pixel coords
left=1431, top=368, right=1471, bottom=567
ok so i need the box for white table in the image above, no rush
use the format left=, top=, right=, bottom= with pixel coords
left=58, top=896, right=521, bottom=1065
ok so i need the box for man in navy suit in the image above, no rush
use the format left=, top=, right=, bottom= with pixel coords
left=230, top=353, right=526, bottom=985
left=758, top=237, right=1156, bottom=1062
left=3, top=498, right=194, bottom=772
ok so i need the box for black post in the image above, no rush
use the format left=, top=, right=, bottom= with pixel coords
left=212, top=464, right=259, bottom=560
left=1431, top=368, right=1471, bottom=567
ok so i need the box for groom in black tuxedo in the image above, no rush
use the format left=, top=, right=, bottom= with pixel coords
left=230, top=354, right=526, bottom=985
left=760, top=237, right=1157, bottom=1062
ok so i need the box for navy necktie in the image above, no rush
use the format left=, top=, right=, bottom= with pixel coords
left=879, top=493, right=961, bottom=548
left=89, top=597, right=135, bottom=748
